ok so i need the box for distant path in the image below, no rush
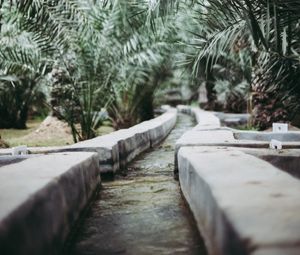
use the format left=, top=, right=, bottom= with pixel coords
left=65, top=113, right=207, bottom=255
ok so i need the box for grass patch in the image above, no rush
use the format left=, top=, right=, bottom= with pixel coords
left=96, top=125, right=115, bottom=136
left=0, top=119, right=41, bottom=140
left=0, top=118, right=115, bottom=148
left=0, top=118, right=73, bottom=147
left=7, top=136, right=73, bottom=147
left=234, top=124, right=258, bottom=131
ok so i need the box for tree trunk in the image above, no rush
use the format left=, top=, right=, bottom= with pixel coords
left=251, top=57, right=288, bottom=130
left=204, top=65, right=219, bottom=111
left=15, top=104, right=29, bottom=129
left=139, top=91, right=154, bottom=121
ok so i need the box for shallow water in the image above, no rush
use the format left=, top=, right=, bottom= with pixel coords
left=65, top=114, right=207, bottom=255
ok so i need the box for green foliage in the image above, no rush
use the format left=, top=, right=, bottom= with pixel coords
left=155, top=0, right=300, bottom=127
left=0, top=8, right=51, bottom=128
left=0, top=0, right=179, bottom=140
left=1, top=0, right=300, bottom=137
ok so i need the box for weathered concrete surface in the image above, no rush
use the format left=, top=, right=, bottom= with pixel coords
left=174, top=107, right=300, bottom=172
left=233, top=130, right=300, bottom=141
left=116, top=128, right=150, bottom=169
left=176, top=105, right=249, bottom=128
left=0, top=155, right=33, bottom=167
left=174, top=129, right=264, bottom=173
left=191, top=108, right=221, bottom=128
left=65, top=114, right=207, bottom=255
left=147, top=109, right=177, bottom=147
left=176, top=129, right=266, bottom=149
left=0, top=152, right=100, bottom=255
left=176, top=129, right=300, bottom=155
left=213, top=112, right=250, bottom=127
left=69, top=135, right=120, bottom=173
left=177, top=106, right=221, bottom=130
left=214, top=147, right=300, bottom=179
left=178, top=146, right=300, bottom=255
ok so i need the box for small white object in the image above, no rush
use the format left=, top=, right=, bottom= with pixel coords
left=270, top=139, right=282, bottom=150
left=11, top=145, right=28, bottom=156
left=272, top=123, right=288, bottom=133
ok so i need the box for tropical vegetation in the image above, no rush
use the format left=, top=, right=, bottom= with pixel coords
left=160, top=0, right=300, bottom=129
left=0, top=0, right=299, bottom=147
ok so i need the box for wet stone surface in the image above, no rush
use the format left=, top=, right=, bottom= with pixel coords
left=65, top=114, right=207, bottom=255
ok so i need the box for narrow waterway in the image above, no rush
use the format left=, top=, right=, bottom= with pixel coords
left=65, top=114, right=207, bottom=255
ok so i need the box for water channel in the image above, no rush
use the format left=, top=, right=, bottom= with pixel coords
left=64, top=114, right=207, bottom=255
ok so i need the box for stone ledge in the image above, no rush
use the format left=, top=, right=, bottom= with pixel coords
left=178, top=146, right=300, bottom=255
left=0, top=152, right=100, bottom=255
left=175, top=129, right=300, bottom=172
left=213, top=112, right=250, bottom=127
left=177, top=105, right=221, bottom=128
left=174, top=107, right=300, bottom=173
left=191, top=108, right=221, bottom=128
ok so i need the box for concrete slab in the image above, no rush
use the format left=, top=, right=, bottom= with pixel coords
left=233, top=130, right=300, bottom=142
left=112, top=127, right=150, bottom=170
left=174, top=129, right=267, bottom=173
left=68, top=135, right=120, bottom=173
left=144, top=109, right=177, bottom=147
left=211, top=147, right=300, bottom=180
left=178, top=146, right=300, bottom=255
left=176, top=106, right=221, bottom=129
left=174, top=111, right=300, bottom=172
left=20, top=135, right=120, bottom=174
left=0, top=152, right=100, bottom=255
left=213, top=112, right=250, bottom=127
left=176, top=129, right=300, bottom=156
left=191, top=108, right=221, bottom=128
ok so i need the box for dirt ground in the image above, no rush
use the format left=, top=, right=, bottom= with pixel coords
left=0, top=116, right=115, bottom=148
left=1, top=117, right=74, bottom=147
left=24, top=116, right=74, bottom=146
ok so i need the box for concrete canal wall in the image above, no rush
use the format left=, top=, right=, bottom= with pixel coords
left=0, top=152, right=100, bottom=255
left=176, top=105, right=300, bottom=255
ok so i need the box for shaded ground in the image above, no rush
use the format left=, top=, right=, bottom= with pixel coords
left=0, top=118, right=42, bottom=148
left=0, top=117, right=73, bottom=147
left=65, top=114, right=207, bottom=255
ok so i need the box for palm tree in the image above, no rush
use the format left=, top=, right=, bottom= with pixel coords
left=0, top=0, right=179, bottom=140
left=0, top=4, right=51, bottom=128
left=152, top=0, right=300, bottom=129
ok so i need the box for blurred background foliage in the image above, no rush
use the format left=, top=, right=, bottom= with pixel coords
left=0, top=0, right=299, bottom=146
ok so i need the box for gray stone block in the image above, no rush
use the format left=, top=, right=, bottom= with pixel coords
left=68, top=136, right=120, bottom=173
left=214, top=112, right=250, bottom=127
left=112, top=127, right=150, bottom=170
left=177, top=106, right=221, bottom=129
left=174, top=129, right=300, bottom=173
left=233, top=130, right=300, bottom=142
left=145, top=109, right=177, bottom=147
left=0, top=149, right=11, bottom=156
left=191, top=108, right=221, bottom=128
left=178, top=146, right=300, bottom=255
left=25, top=136, right=120, bottom=174
left=0, top=152, right=100, bottom=255
left=176, top=129, right=300, bottom=154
